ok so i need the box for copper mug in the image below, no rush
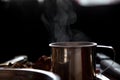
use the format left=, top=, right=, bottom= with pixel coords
left=49, top=42, right=115, bottom=80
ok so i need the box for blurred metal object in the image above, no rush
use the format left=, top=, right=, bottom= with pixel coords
left=74, top=0, right=120, bottom=6
left=0, top=68, right=60, bottom=80
left=96, top=73, right=110, bottom=80
left=0, top=55, right=28, bottom=67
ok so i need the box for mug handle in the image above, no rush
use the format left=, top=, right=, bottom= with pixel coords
left=97, top=45, right=116, bottom=74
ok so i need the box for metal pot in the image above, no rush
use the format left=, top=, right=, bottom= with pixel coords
left=0, top=68, right=60, bottom=80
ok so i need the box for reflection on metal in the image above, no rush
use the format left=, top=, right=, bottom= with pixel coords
left=0, top=68, right=60, bottom=80
left=64, top=48, right=68, bottom=63
left=96, top=74, right=110, bottom=80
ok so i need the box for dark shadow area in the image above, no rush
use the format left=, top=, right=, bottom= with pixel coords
left=0, top=0, right=120, bottom=63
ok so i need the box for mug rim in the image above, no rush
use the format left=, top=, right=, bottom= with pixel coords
left=49, top=41, right=97, bottom=48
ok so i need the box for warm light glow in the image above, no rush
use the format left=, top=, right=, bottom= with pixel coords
left=76, top=0, right=120, bottom=6
left=38, top=0, right=44, bottom=3
left=64, top=49, right=68, bottom=63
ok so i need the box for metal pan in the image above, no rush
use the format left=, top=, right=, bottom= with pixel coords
left=0, top=68, right=60, bottom=80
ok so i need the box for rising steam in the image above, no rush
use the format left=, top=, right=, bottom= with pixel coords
left=2, top=0, right=89, bottom=42
left=42, top=0, right=89, bottom=42
left=42, top=0, right=77, bottom=42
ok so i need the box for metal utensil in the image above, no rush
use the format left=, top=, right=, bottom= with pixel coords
left=0, top=55, right=28, bottom=67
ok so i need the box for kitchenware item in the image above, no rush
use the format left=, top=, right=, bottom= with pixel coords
left=0, top=68, right=60, bottom=80
left=49, top=41, right=115, bottom=80
left=0, top=55, right=28, bottom=67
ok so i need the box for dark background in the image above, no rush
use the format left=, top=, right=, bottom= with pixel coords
left=0, top=0, right=120, bottom=63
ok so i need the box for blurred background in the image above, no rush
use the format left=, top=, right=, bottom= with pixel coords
left=0, top=0, right=120, bottom=63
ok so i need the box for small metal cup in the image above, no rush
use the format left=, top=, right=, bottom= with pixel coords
left=49, top=42, right=97, bottom=80
left=49, top=42, right=115, bottom=80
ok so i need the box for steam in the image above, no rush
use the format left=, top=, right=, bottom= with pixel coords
left=42, top=0, right=89, bottom=42
left=42, top=0, right=77, bottom=42
left=2, top=0, right=89, bottom=42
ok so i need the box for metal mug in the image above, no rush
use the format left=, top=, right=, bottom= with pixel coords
left=49, top=42, right=115, bottom=80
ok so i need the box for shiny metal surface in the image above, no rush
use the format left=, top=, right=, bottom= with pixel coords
left=0, top=55, right=28, bottom=67
left=49, top=42, right=97, bottom=80
left=49, top=42, right=115, bottom=80
left=0, top=68, right=60, bottom=80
